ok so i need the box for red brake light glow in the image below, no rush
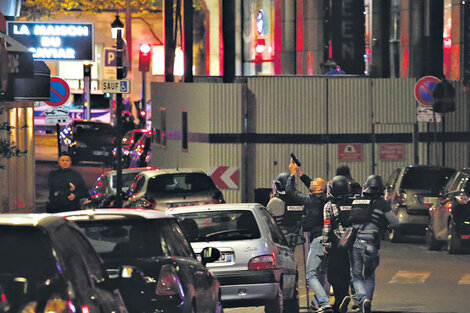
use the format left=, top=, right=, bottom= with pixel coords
left=156, top=264, right=185, bottom=299
left=248, top=252, right=276, bottom=270
left=396, top=190, right=407, bottom=205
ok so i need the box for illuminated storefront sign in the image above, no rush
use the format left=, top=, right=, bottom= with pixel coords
left=6, top=22, right=94, bottom=61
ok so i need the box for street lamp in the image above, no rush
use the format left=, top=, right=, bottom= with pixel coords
left=112, top=14, right=124, bottom=207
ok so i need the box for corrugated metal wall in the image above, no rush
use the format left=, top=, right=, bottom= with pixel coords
left=151, top=77, right=470, bottom=203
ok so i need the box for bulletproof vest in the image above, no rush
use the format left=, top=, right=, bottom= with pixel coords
left=331, top=197, right=353, bottom=228
left=351, top=198, right=374, bottom=224
left=351, top=196, right=384, bottom=228
left=266, top=195, right=303, bottom=233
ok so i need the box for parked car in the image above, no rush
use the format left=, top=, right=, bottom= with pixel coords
left=123, top=168, right=225, bottom=210
left=0, top=214, right=128, bottom=313
left=384, top=164, right=456, bottom=242
left=114, top=129, right=152, bottom=168
left=169, top=203, right=305, bottom=313
left=61, top=209, right=223, bottom=313
left=426, top=168, right=470, bottom=253
left=60, top=119, right=116, bottom=165
left=85, top=166, right=159, bottom=208
left=128, top=129, right=155, bottom=168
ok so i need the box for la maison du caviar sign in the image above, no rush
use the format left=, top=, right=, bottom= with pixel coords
left=7, top=21, right=94, bottom=61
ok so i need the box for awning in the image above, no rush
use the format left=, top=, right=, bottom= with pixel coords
left=0, top=32, right=50, bottom=102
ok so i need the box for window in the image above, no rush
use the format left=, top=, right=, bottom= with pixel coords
left=259, top=208, right=288, bottom=246
left=147, top=173, right=216, bottom=195
left=401, top=167, right=456, bottom=192
left=127, top=175, right=146, bottom=197
left=175, top=210, right=261, bottom=242
left=77, top=219, right=192, bottom=259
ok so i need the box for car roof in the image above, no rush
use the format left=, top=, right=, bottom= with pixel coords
left=403, top=164, right=455, bottom=171
left=102, top=167, right=159, bottom=176
left=167, top=203, right=264, bottom=214
left=138, top=168, right=209, bottom=177
left=59, top=208, right=175, bottom=221
left=0, top=214, right=72, bottom=231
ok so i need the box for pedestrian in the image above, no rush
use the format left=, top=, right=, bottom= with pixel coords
left=322, top=175, right=354, bottom=313
left=266, top=171, right=303, bottom=235
left=349, top=175, right=399, bottom=313
left=336, top=164, right=362, bottom=197
left=46, top=152, right=88, bottom=213
left=286, top=160, right=331, bottom=313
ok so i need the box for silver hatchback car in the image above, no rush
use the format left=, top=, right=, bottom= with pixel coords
left=168, top=203, right=304, bottom=313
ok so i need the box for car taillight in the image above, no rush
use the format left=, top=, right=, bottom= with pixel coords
left=156, top=265, right=185, bottom=299
left=396, top=190, right=407, bottom=205
left=455, top=193, right=469, bottom=204
left=248, top=252, right=276, bottom=270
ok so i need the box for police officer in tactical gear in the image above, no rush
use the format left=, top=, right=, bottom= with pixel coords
left=267, top=172, right=303, bottom=235
left=322, top=175, right=354, bottom=313
left=286, top=160, right=331, bottom=312
left=336, top=164, right=362, bottom=197
left=349, top=175, right=399, bottom=313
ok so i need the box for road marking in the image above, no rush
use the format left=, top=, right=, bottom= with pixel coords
left=389, top=271, right=430, bottom=284
left=458, top=274, right=470, bottom=284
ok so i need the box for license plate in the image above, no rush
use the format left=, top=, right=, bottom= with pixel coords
left=197, top=252, right=232, bottom=263
left=93, top=151, right=104, bottom=156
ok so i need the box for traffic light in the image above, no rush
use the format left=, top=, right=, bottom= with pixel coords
left=139, top=43, right=151, bottom=72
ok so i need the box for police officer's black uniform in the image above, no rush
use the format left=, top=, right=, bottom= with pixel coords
left=266, top=172, right=303, bottom=235
left=322, top=175, right=354, bottom=313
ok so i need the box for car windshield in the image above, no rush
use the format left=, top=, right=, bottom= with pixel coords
left=112, top=172, right=141, bottom=190
left=401, top=167, right=456, bottom=192
left=0, top=226, right=58, bottom=286
left=76, top=219, right=190, bottom=259
left=148, top=173, right=216, bottom=195
left=75, top=123, right=114, bottom=137
left=175, top=210, right=261, bottom=242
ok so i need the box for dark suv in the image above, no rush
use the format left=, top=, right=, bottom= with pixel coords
left=426, top=168, right=470, bottom=254
left=384, top=164, right=456, bottom=242
left=0, top=214, right=128, bottom=313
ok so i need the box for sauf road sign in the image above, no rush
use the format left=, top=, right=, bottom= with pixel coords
left=102, top=79, right=131, bottom=94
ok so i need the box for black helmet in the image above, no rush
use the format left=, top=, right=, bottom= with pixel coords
left=363, top=175, right=385, bottom=195
left=328, top=175, right=350, bottom=197
left=274, top=172, right=290, bottom=192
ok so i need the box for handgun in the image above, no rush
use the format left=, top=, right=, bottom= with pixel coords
left=290, top=153, right=301, bottom=167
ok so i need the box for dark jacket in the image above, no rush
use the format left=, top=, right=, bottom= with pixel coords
left=286, top=175, right=326, bottom=238
left=47, top=167, right=88, bottom=212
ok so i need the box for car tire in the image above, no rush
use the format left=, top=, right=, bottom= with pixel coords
left=265, top=286, right=283, bottom=313
left=447, top=221, right=462, bottom=254
left=389, top=227, right=402, bottom=243
left=282, top=279, right=299, bottom=313
left=425, top=226, right=442, bottom=251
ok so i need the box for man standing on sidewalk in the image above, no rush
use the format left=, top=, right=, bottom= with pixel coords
left=47, top=152, right=88, bottom=213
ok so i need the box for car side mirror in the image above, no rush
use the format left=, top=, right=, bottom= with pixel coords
left=200, top=247, right=221, bottom=266
left=285, top=233, right=306, bottom=247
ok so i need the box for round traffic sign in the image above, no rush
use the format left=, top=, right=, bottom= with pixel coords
left=45, top=77, right=70, bottom=107
left=414, top=76, right=441, bottom=106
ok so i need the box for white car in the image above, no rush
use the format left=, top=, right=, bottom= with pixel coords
left=123, top=168, right=225, bottom=211
left=168, top=203, right=304, bottom=313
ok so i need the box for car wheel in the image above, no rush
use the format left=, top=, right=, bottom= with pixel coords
left=447, top=221, right=462, bottom=254
left=388, top=227, right=402, bottom=243
left=264, top=286, right=283, bottom=313
left=425, top=226, right=442, bottom=251
left=282, top=278, right=299, bottom=313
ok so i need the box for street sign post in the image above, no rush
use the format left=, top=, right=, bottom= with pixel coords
left=102, top=79, right=131, bottom=94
